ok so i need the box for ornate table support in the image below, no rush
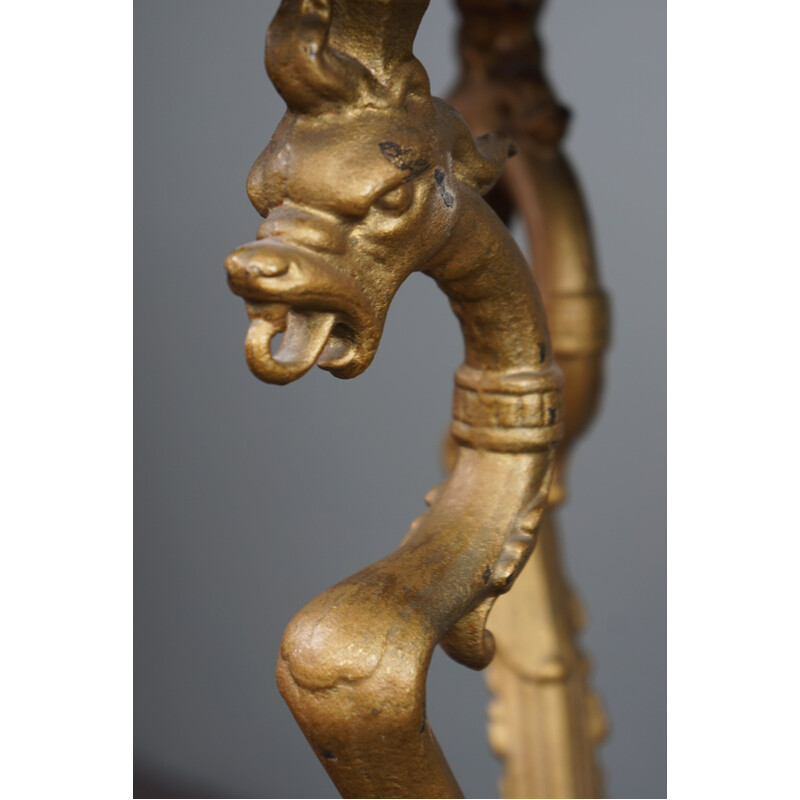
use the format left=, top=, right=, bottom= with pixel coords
left=449, top=1, right=610, bottom=796
left=226, top=1, right=608, bottom=796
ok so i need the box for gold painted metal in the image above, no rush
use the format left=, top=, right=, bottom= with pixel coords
left=448, top=1, right=611, bottom=796
left=223, top=1, right=612, bottom=797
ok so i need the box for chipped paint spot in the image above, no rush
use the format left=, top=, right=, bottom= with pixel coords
left=378, top=141, right=430, bottom=178
left=434, top=168, right=454, bottom=208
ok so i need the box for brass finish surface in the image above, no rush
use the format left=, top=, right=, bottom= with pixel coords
left=223, top=1, right=613, bottom=797
left=449, top=1, right=610, bottom=796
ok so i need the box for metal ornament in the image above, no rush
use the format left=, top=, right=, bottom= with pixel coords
left=224, top=1, right=605, bottom=796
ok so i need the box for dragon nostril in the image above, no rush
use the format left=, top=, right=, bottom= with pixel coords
left=225, top=248, right=291, bottom=287
left=246, top=252, right=291, bottom=278
left=249, top=260, right=289, bottom=278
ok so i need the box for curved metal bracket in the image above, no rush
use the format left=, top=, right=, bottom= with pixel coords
left=222, top=2, right=614, bottom=797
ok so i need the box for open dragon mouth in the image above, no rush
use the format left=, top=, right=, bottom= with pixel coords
left=243, top=302, right=363, bottom=385
left=226, top=238, right=385, bottom=385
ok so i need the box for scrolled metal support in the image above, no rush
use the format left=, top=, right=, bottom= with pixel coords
left=225, top=1, right=608, bottom=796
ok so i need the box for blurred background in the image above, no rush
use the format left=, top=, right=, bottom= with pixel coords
left=134, top=1, right=665, bottom=797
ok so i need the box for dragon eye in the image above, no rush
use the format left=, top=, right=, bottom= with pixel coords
left=374, top=181, right=414, bottom=213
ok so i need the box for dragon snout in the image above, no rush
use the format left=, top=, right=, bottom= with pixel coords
left=225, top=245, right=291, bottom=285
left=225, top=239, right=382, bottom=385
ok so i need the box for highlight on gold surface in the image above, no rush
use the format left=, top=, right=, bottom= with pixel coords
left=225, top=1, right=607, bottom=797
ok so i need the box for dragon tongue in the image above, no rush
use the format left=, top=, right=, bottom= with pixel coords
left=273, top=310, right=337, bottom=371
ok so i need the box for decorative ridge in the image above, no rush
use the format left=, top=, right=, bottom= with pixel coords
left=454, top=362, right=562, bottom=394
left=451, top=364, right=563, bottom=452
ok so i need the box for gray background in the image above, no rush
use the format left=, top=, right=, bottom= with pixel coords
left=134, top=1, right=665, bottom=797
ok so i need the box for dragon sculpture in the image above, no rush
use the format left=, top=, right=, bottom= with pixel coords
left=225, top=0, right=606, bottom=796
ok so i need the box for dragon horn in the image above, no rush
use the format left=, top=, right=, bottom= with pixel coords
left=266, top=0, right=431, bottom=112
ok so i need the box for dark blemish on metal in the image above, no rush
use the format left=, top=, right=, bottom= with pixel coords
left=370, top=707, right=380, bottom=717
left=482, top=565, right=492, bottom=584
left=548, top=408, right=557, bottom=425
left=538, top=342, right=546, bottom=363
left=321, top=749, right=337, bottom=761
left=378, top=141, right=430, bottom=179
left=434, top=168, right=454, bottom=208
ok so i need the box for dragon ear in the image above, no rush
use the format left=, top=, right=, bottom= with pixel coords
left=453, top=130, right=516, bottom=196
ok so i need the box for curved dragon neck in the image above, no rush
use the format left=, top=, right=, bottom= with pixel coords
left=427, top=190, right=562, bottom=456
left=391, top=192, right=563, bottom=674
left=431, top=189, right=553, bottom=375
